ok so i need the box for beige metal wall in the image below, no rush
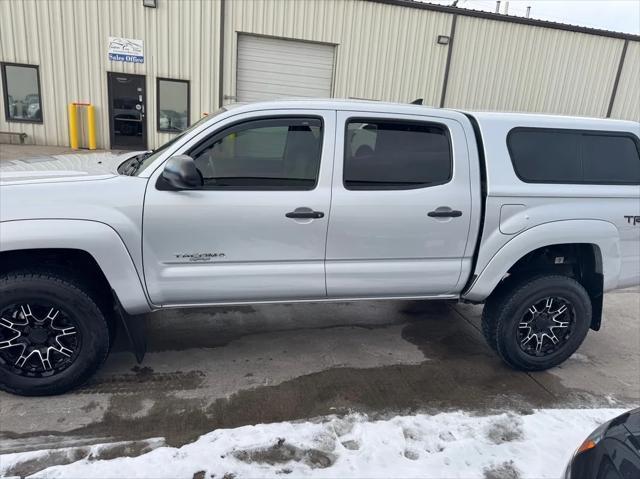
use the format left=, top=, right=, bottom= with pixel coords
left=0, top=0, right=220, bottom=149
left=611, top=41, right=640, bottom=121
left=444, top=15, right=625, bottom=117
left=222, top=0, right=452, bottom=106
left=0, top=0, right=638, bottom=150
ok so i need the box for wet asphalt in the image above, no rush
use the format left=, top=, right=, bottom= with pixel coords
left=1, top=288, right=638, bottom=464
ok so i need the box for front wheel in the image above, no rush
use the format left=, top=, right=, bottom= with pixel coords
left=0, top=272, right=111, bottom=396
left=482, top=275, right=592, bottom=371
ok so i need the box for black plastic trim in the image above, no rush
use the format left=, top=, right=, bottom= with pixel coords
left=428, top=209, right=462, bottom=218
left=461, top=113, right=488, bottom=297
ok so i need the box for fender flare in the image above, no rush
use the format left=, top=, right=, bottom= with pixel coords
left=0, top=219, right=152, bottom=314
left=462, top=219, right=621, bottom=302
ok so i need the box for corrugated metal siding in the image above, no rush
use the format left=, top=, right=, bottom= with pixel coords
left=610, top=41, right=640, bottom=122
left=1, top=0, right=638, bottom=149
left=223, top=0, right=452, bottom=106
left=444, top=16, right=625, bottom=117
left=0, top=0, right=220, bottom=149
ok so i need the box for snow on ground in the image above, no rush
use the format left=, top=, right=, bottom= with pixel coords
left=1, top=408, right=627, bottom=479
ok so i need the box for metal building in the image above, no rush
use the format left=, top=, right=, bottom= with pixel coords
left=0, top=0, right=638, bottom=150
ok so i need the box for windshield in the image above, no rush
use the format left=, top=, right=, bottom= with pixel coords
left=132, top=108, right=226, bottom=175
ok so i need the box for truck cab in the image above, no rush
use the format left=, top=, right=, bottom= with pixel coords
left=1, top=99, right=638, bottom=395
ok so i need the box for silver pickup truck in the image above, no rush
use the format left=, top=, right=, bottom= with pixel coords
left=1, top=100, right=639, bottom=396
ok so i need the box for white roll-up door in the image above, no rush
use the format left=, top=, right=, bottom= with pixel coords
left=236, top=34, right=335, bottom=102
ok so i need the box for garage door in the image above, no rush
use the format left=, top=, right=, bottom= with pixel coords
left=236, top=35, right=335, bottom=102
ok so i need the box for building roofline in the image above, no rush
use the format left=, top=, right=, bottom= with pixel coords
left=366, top=0, right=640, bottom=42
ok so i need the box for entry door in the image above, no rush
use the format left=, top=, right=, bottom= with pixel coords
left=107, top=72, right=147, bottom=150
left=325, top=111, right=473, bottom=297
left=142, top=110, right=336, bottom=306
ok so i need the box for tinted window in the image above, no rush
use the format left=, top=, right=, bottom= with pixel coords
left=1, top=63, right=42, bottom=122
left=508, top=128, right=640, bottom=184
left=344, top=120, right=451, bottom=190
left=157, top=78, right=189, bottom=132
left=582, top=134, right=640, bottom=184
left=189, top=117, right=322, bottom=190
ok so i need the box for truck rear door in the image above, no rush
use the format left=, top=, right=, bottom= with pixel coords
left=325, top=111, right=475, bottom=297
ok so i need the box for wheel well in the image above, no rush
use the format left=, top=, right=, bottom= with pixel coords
left=0, top=248, right=115, bottom=315
left=503, top=243, right=604, bottom=330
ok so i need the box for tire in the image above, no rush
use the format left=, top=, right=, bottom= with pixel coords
left=482, top=274, right=591, bottom=371
left=0, top=271, right=110, bottom=396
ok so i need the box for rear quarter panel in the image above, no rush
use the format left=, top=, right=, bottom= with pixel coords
left=465, top=114, right=640, bottom=301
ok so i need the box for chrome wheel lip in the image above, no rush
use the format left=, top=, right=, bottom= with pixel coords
left=517, top=296, right=575, bottom=357
left=0, top=302, right=82, bottom=378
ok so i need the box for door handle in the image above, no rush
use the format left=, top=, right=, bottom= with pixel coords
left=286, top=208, right=324, bottom=219
left=428, top=208, right=462, bottom=218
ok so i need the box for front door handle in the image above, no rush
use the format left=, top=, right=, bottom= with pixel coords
left=428, top=208, right=462, bottom=218
left=286, top=208, right=324, bottom=219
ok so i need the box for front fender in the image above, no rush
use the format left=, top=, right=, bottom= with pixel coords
left=463, top=219, right=621, bottom=302
left=0, top=219, right=152, bottom=314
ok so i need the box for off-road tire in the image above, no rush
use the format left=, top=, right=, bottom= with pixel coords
left=482, top=274, right=592, bottom=371
left=0, top=271, right=110, bottom=396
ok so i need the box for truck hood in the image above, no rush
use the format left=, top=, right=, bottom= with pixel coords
left=0, top=150, right=145, bottom=185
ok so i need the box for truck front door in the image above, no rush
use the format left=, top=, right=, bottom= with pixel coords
left=142, top=110, right=335, bottom=306
left=325, top=111, right=474, bottom=297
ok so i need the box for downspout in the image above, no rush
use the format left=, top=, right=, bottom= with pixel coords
left=439, top=14, right=458, bottom=108
left=218, top=0, right=225, bottom=108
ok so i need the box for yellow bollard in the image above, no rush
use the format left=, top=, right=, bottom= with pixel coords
left=68, top=103, right=79, bottom=149
left=87, top=104, right=97, bottom=150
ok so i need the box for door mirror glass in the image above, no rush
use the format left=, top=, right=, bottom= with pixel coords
left=162, top=155, right=203, bottom=189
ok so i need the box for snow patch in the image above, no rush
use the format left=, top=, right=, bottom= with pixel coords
left=1, top=408, right=627, bottom=479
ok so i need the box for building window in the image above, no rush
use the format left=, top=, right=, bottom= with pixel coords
left=1, top=63, right=43, bottom=123
left=157, top=78, right=190, bottom=132
left=343, top=119, right=452, bottom=190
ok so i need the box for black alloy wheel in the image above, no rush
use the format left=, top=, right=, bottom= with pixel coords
left=0, top=302, right=82, bottom=377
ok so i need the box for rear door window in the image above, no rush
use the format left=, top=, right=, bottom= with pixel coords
left=508, top=128, right=640, bottom=184
left=344, top=119, right=452, bottom=190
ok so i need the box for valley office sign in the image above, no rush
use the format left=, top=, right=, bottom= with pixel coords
left=108, top=36, right=144, bottom=63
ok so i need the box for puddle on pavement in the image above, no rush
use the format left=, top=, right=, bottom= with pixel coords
left=4, top=307, right=623, bottom=451
left=2, top=300, right=631, bottom=473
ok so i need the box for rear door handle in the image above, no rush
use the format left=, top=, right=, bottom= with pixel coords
left=428, top=208, right=462, bottom=218
left=286, top=208, right=324, bottom=219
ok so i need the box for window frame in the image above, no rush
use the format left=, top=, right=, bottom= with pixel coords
left=342, top=117, right=453, bottom=191
left=178, top=115, right=324, bottom=191
left=1, top=62, right=44, bottom=124
left=156, top=77, right=190, bottom=133
left=507, top=126, right=640, bottom=185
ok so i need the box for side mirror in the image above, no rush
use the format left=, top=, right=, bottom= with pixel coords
left=161, top=155, right=202, bottom=189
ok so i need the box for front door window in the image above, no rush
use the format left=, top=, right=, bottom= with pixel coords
left=189, top=117, right=323, bottom=190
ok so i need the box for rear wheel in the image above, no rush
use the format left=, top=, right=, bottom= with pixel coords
left=482, top=275, right=591, bottom=371
left=0, top=271, right=110, bottom=396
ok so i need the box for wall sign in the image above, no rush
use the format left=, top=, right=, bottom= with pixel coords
left=108, top=36, right=144, bottom=63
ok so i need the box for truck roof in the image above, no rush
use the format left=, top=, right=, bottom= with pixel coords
left=224, top=98, right=639, bottom=132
